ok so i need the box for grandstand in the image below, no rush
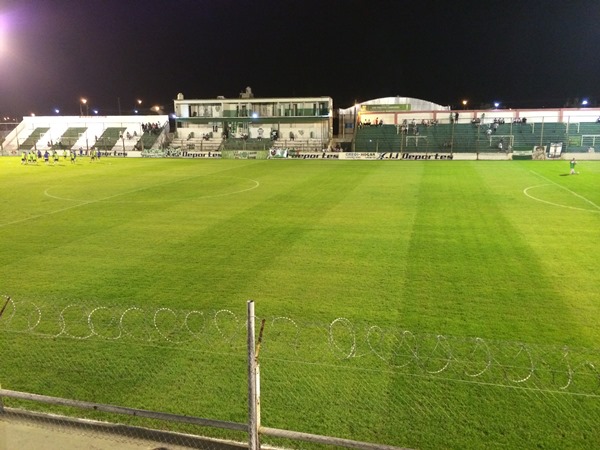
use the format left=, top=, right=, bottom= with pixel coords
left=1, top=115, right=169, bottom=156
left=340, top=98, right=600, bottom=157
left=16, top=127, right=50, bottom=151
left=3, top=93, right=600, bottom=160
left=50, top=127, right=87, bottom=150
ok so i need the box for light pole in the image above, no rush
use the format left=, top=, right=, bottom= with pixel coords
left=462, top=99, right=468, bottom=110
left=80, top=98, right=88, bottom=116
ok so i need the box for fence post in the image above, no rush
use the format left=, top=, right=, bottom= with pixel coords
left=0, top=296, right=6, bottom=414
left=247, top=300, right=260, bottom=450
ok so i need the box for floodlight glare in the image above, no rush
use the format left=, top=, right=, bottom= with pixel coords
left=582, top=99, right=589, bottom=106
left=80, top=98, right=89, bottom=116
left=0, top=15, right=6, bottom=56
left=252, top=112, right=258, bottom=118
left=494, top=102, right=500, bottom=108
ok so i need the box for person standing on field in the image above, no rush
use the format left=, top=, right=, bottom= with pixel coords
left=570, top=157, right=577, bottom=175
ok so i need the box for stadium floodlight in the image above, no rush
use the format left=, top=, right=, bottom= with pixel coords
left=252, top=112, right=258, bottom=119
left=462, top=99, right=468, bottom=109
left=80, top=98, right=88, bottom=116
left=494, top=102, right=500, bottom=109
left=54, top=109, right=60, bottom=114
left=93, top=109, right=98, bottom=115
left=582, top=99, right=589, bottom=106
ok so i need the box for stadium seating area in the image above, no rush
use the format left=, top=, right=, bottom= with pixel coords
left=17, top=127, right=50, bottom=151
left=1, top=116, right=169, bottom=155
left=50, top=127, right=87, bottom=150
left=220, top=137, right=325, bottom=151
left=4, top=113, right=600, bottom=156
left=353, top=120, right=600, bottom=153
left=94, top=127, right=127, bottom=151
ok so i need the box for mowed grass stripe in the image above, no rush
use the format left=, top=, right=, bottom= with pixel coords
left=246, top=161, right=424, bottom=320
left=1, top=160, right=264, bottom=300
left=396, top=162, right=597, bottom=345
left=479, top=161, right=600, bottom=346
left=384, top=161, right=600, bottom=449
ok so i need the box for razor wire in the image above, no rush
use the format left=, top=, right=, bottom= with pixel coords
left=2, top=296, right=599, bottom=395
left=0, top=296, right=249, bottom=348
left=260, top=317, right=600, bottom=449
left=0, top=296, right=250, bottom=450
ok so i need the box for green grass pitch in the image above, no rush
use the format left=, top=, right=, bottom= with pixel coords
left=1, top=156, right=599, bottom=449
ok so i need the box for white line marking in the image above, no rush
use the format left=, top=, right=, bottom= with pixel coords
left=524, top=171, right=600, bottom=213
left=523, top=185, right=600, bottom=213
left=1, top=173, right=260, bottom=228
left=43, top=176, right=260, bottom=203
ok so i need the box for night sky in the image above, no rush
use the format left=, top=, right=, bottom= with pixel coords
left=1, top=0, right=599, bottom=118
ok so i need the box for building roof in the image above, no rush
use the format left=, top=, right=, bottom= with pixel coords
left=338, top=96, right=450, bottom=114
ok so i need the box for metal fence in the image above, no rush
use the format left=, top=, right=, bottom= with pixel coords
left=353, top=114, right=600, bottom=154
left=1, top=296, right=599, bottom=449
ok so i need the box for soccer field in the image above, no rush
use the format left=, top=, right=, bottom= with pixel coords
left=1, top=156, right=599, bottom=448
left=2, top=157, right=599, bottom=343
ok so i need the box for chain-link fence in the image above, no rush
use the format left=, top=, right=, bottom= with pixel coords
left=1, top=296, right=599, bottom=449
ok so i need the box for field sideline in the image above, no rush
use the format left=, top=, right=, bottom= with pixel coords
left=1, top=156, right=598, bottom=345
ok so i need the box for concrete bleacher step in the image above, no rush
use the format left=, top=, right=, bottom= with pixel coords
left=175, top=137, right=223, bottom=151
left=95, top=127, right=127, bottom=150
left=53, top=127, right=88, bottom=150
left=17, top=127, right=50, bottom=150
